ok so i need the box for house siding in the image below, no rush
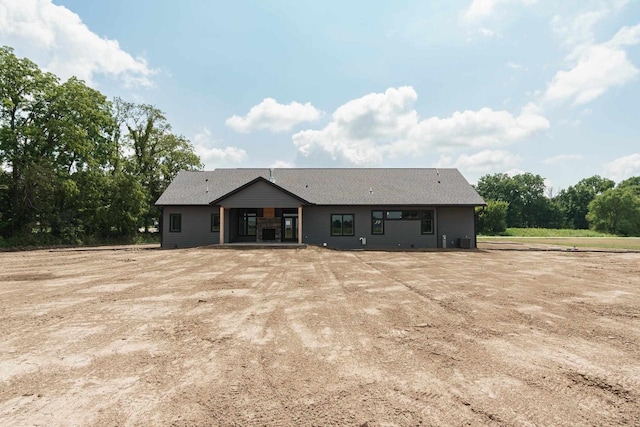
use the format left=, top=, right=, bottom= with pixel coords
left=302, top=206, right=439, bottom=250
left=437, top=206, right=477, bottom=248
left=161, top=206, right=219, bottom=248
left=160, top=205, right=476, bottom=249
left=217, top=180, right=302, bottom=208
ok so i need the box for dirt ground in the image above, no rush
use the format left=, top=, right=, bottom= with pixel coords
left=0, top=244, right=639, bottom=426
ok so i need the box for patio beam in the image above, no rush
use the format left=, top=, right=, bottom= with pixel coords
left=298, top=205, right=303, bottom=244
left=219, top=206, right=225, bottom=245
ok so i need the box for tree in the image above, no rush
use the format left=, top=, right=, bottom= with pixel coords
left=0, top=46, right=202, bottom=245
left=0, top=46, right=58, bottom=236
left=120, top=102, right=202, bottom=232
left=476, top=172, right=557, bottom=228
left=617, top=176, right=640, bottom=194
left=555, top=175, right=615, bottom=229
left=476, top=200, right=509, bottom=234
left=586, top=186, right=640, bottom=236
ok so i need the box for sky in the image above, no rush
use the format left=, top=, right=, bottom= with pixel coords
left=1, top=0, right=639, bottom=192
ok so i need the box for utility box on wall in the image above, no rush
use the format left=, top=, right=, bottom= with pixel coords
left=458, top=237, right=472, bottom=249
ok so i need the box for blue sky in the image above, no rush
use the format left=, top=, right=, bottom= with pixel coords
left=1, top=0, right=639, bottom=191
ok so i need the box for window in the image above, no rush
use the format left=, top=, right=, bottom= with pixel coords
left=331, top=214, right=354, bottom=236
left=211, top=213, right=220, bottom=232
left=386, top=211, right=403, bottom=220
left=384, top=210, right=420, bottom=220
left=239, top=211, right=257, bottom=236
left=372, top=209, right=432, bottom=235
left=402, top=210, right=420, bottom=220
left=372, top=211, right=384, bottom=235
left=169, top=214, right=181, bottom=232
left=421, top=210, right=434, bottom=234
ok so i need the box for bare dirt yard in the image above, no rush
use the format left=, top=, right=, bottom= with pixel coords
left=0, top=244, right=639, bottom=426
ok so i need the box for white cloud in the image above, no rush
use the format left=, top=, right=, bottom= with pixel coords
left=0, top=0, right=156, bottom=87
left=192, top=128, right=247, bottom=167
left=461, top=0, right=537, bottom=24
left=545, top=5, right=640, bottom=106
left=610, top=22, right=640, bottom=46
left=551, top=10, right=608, bottom=52
left=407, top=106, right=549, bottom=150
left=603, top=153, right=640, bottom=183
left=543, top=154, right=583, bottom=165
left=293, top=86, right=548, bottom=166
left=507, top=61, right=527, bottom=71
left=226, top=98, right=323, bottom=133
left=270, top=160, right=295, bottom=168
left=544, top=42, right=639, bottom=105
left=293, top=86, right=420, bottom=165
left=436, top=149, right=521, bottom=173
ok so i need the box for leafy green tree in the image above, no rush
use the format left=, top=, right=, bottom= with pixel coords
left=1, top=46, right=201, bottom=245
left=476, top=200, right=509, bottom=233
left=586, top=186, right=640, bottom=236
left=0, top=46, right=58, bottom=236
left=555, top=175, right=615, bottom=229
left=120, top=102, right=202, bottom=232
left=476, top=172, right=557, bottom=228
left=617, top=176, right=640, bottom=194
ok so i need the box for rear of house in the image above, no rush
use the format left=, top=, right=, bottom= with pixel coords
left=155, top=168, right=485, bottom=250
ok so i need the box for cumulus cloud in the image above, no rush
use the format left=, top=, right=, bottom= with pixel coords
left=436, top=149, right=521, bottom=173
left=292, top=86, right=548, bottom=166
left=193, top=128, right=247, bottom=168
left=0, top=0, right=156, bottom=87
left=543, top=154, right=583, bottom=165
left=544, top=41, right=639, bottom=105
left=407, top=106, right=549, bottom=149
left=226, top=98, right=323, bottom=133
left=545, top=5, right=640, bottom=106
left=293, top=86, right=419, bottom=164
left=603, top=153, right=640, bottom=183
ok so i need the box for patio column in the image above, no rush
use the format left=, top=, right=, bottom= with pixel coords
left=298, top=205, right=303, bottom=244
left=219, top=206, right=225, bottom=245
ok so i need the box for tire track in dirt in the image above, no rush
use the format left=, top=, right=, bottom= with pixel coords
left=2, top=246, right=640, bottom=425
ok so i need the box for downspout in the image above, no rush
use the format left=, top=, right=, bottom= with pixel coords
left=474, top=205, right=483, bottom=249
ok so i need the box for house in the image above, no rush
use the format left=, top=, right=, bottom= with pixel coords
left=155, top=168, right=486, bottom=249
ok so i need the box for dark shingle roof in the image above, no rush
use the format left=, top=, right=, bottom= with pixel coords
left=155, top=168, right=485, bottom=206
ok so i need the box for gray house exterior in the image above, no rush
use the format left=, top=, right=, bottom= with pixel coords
left=155, top=168, right=486, bottom=250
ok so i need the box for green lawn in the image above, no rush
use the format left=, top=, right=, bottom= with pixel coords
left=483, top=228, right=615, bottom=237
left=478, top=229, right=640, bottom=250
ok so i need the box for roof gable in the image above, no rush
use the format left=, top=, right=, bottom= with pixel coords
left=210, top=176, right=311, bottom=207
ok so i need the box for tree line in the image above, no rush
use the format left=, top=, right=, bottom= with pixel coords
left=0, top=46, right=202, bottom=246
left=476, top=172, right=640, bottom=236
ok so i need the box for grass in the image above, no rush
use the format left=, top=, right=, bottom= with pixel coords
left=478, top=228, right=640, bottom=250
left=484, top=228, right=615, bottom=237
left=0, top=231, right=160, bottom=250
